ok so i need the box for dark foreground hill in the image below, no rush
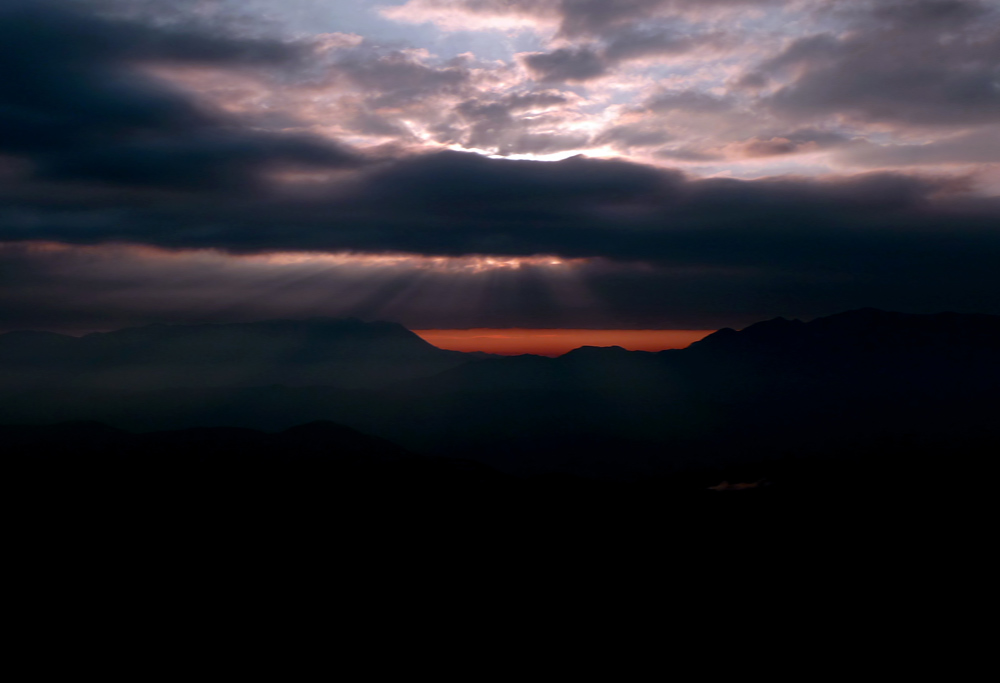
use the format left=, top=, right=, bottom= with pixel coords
left=3, top=418, right=785, bottom=554
left=6, top=416, right=984, bottom=529
left=5, top=414, right=992, bottom=568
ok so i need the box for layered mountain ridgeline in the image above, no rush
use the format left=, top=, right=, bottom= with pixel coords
left=3, top=309, right=999, bottom=482
left=370, top=309, right=1000, bottom=477
left=0, top=317, right=480, bottom=391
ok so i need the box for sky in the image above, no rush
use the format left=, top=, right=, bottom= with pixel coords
left=0, top=0, right=998, bottom=334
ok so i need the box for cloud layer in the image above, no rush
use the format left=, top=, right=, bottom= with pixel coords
left=0, top=0, right=998, bottom=330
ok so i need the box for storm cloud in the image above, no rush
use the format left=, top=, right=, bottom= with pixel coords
left=3, top=149, right=1000, bottom=330
left=762, top=1, right=1000, bottom=126
left=1, top=0, right=998, bottom=331
left=0, top=0, right=361, bottom=191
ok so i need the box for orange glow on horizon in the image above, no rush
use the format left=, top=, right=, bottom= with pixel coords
left=413, top=329, right=716, bottom=356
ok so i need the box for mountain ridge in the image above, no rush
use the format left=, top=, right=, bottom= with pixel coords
left=3, top=308, right=998, bottom=480
left=0, top=315, right=486, bottom=392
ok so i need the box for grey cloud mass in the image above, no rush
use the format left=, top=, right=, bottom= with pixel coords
left=4, top=150, right=998, bottom=266
left=835, top=128, right=1000, bottom=167
left=1, top=0, right=999, bottom=330
left=521, top=47, right=609, bottom=83
left=763, top=0, right=1000, bottom=126
left=0, top=0, right=361, bottom=191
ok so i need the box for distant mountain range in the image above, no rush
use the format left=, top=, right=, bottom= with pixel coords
left=0, top=317, right=476, bottom=391
left=3, top=309, right=999, bottom=481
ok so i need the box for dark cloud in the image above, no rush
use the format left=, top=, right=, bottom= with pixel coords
left=521, top=28, right=727, bottom=83
left=2, top=0, right=999, bottom=331
left=867, top=0, right=989, bottom=28
left=603, top=27, right=728, bottom=62
left=387, top=0, right=777, bottom=39
left=4, top=204, right=1000, bottom=332
left=1, top=0, right=303, bottom=67
left=297, top=45, right=538, bottom=154
left=761, top=0, right=1000, bottom=126
left=736, top=128, right=850, bottom=158
left=333, top=51, right=473, bottom=108
left=4, top=150, right=999, bottom=277
left=515, top=0, right=741, bottom=86
left=504, top=92, right=576, bottom=111
left=554, top=0, right=780, bottom=39
left=739, top=138, right=803, bottom=157
left=0, top=0, right=361, bottom=191
left=36, top=131, right=360, bottom=190
left=521, top=47, right=609, bottom=83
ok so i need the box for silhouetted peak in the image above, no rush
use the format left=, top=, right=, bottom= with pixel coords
left=561, top=345, right=631, bottom=359
left=689, top=318, right=806, bottom=353
left=686, top=308, right=1000, bottom=357
left=688, top=327, right=738, bottom=349
left=65, top=316, right=455, bottom=364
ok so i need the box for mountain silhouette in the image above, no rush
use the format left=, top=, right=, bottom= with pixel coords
left=0, top=317, right=481, bottom=392
left=3, top=309, right=999, bottom=484
left=6, top=308, right=999, bottom=569
left=689, top=308, right=1000, bottom=357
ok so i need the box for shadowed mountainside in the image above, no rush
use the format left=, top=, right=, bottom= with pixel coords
left=3, top=309, right=999, bottom=481
left=0, top=317, right=480, bottom=391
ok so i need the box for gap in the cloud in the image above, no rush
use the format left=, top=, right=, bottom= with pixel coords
left=492, top=150, right=587, bottom=162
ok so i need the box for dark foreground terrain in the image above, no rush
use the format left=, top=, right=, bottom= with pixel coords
left=5, top=309, right=998, bottom=563
left=6, top=415, right=992, bottom=542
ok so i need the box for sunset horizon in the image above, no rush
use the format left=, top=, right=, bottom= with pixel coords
left=413, top=328, right=715, bottom=355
